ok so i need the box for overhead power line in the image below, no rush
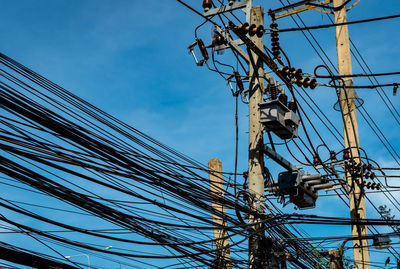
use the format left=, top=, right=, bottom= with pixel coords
left=0, top=242, right=80, bottom=269
left=315, top=71, right=400, bottom=78
left=277, top=13, right=400, bottom=32
left=176, top=0, right=217, bottom=25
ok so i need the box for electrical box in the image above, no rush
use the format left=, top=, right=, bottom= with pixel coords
left=278, top=171, right=300, bottom=194
left=259, top=100, right=299, bottom=139
left=373, top=236, right=391, bottom=250
left=277, top=170, right=317, bottom=209
left=290, top=186, right=317, bottom=209
left=284, top=110, right=300, bottom=137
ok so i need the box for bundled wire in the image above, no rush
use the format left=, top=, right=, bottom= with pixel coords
left=0, top=51, right=255, bottom=268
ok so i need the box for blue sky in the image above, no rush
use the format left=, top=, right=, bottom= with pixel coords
left=0, top=0, right=400, bottom=268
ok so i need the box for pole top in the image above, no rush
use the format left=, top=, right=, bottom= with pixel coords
left=208, top=158, right=222, bottom=166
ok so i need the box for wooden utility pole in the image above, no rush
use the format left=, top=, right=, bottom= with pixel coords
left=248, top=6, right=265, bottom=269
left=333, top=0, right=370, bottom=268
left=329, top=249, right=343, bottom=269
left=208, top=158, right=231, bottom=268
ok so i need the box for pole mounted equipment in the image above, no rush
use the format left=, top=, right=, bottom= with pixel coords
left=187, top=38, right=209, bottom=66
left=203, top=0, right=213, bottom=12
left=259, top=98, right=300, bottom=140
left=270, top=22, right=280, bottom=59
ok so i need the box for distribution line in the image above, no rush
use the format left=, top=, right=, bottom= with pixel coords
left=278, top=13, right=400, bottom=32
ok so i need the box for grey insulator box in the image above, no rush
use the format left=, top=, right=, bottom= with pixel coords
left=372, top=236, right=391, bottom=249
left=284, top=110, right=300, bottom=127
left=259, top=100, right=299, bottom=139
left=290, top=186, right=317, bottom=209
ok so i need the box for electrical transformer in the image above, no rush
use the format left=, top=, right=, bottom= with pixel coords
left=277, top=171, right=317, bottom=209
left=259, top=100, right=299, bottom=139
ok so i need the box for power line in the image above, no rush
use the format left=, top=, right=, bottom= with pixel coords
left=277, top=13, right=400, bottom=32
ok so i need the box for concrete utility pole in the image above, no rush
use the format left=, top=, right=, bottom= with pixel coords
left=247, top=6, right=265, bottom=269
left=208, top=158, right=231, bottom=268
left=333, top=0, right=370, bottom=268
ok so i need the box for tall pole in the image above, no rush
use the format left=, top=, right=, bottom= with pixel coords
left=333, top=0, right=370, bottom=268
left=208, top=158, right=231, bottom=268
left=248, top=6, right=265, bottom=269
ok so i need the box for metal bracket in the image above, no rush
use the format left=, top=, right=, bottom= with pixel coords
left=263, top=145, right=301, bottom=172
left=269, top=0, right=318, bottom=16
left=269, top=0, right=331, bottom=20
left=204, top=0, right=251, bottom=17
left=324, top=184, right=344, bottom=192
left=242, top=0, right=253, bottom=23
left=214, top=38, right=245, bottom=51
left=314, top=160, right=346, bottom=170
left=213, top=26, right=249, bottom=63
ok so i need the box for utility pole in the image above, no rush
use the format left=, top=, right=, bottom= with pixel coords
left=247, top=6, right=265, bottom=269
left=208, top=158, right=231, bottom=268
left=200, top=2, right=268, bottom=267
left=268, top=1, right=369, bottom=267
left=333, top=0, right=370, bottom=268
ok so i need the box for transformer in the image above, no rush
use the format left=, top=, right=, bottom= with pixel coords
left=277, top=171, right=300, bottom=194
left=259, top=100, right=299, bottom=139
left=290, top=186, right=317, bottom=209
left=372, top=236, right=391, bottom=250
left=276, top=171, right=318, bottom=209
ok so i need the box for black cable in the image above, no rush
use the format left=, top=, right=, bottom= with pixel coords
left=315, top=71, right=400, bottom=78
left=176, top=0, right=218, bottom=26
left=278, top=13, right=400, bottom=32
